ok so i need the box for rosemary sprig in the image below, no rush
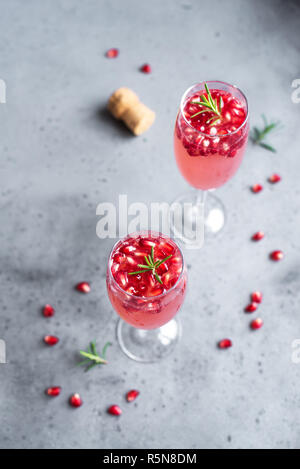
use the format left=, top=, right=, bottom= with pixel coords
left=251, top=115, right=281, bottom=153
left=128, top=245, right=172, bottom=285
left=78, top=341, right=112, bottom=372
left=190, top=83, right=222, bottom=125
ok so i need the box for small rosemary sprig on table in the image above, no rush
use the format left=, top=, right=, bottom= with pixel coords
left=128, top=246, right=172, bottom=285
left=251, top=115, right=281, bottom=153
left=78, top=341, right=112, bottom=372
left=190, top=83, right=223, bottom=125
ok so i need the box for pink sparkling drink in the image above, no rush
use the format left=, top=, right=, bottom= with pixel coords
left=174, top=82, right=249, bottom=190
left=107, top=232, right=187, bottom=330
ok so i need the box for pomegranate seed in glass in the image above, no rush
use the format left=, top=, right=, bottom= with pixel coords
left=171, top=81, right=249, bottom=244
left=106, top=232, right=187, bottom=363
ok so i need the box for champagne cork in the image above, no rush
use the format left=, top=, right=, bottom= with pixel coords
left=108, top=87, right=155, bottom=136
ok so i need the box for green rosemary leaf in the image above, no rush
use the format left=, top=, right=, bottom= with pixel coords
left=201, top=94, right=210, bottom=106
left=155, top=255, right=173, bottom=268
left=85, top=363, right=97, bottom=372
left=79, top=351, right=100, bottom=361
left=78, top=340, right=110, bottom=372
left=207, top=92, right=216, bottom=110
left=252, top=127, right=260, bottom=140
left=151, top=246, right=155, bottom=263
left=209, top=117, right=220, bottom=126
left=251, top=115, right=280, bottom=152
left=205, top=83, right=217, bottom=112
left=90, top=341, right=97, bottom=356
left=190, top=110, right=209, bottom=119
left=102, top=342, right=112, bottom=359
left=77, top=360, right=90, bottom=367
left=204, top=83, right=211, bottom=101
left=154, top=271, right=163, bottom=285
left=137, top=264, right=152, bottom=269
left=128, top=269, right=150, bottom=275
left=259, top=142, right=276, bottom=153
left=144, top=256, right=152, bottom=267
left=206, top=114, right=219, bottom=124
left=193, top=101, right=212, bottom=110
left=254, top=123, right=277, bottom=142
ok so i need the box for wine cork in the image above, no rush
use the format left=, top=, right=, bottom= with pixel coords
left=108, top=87, right=155, bottom=136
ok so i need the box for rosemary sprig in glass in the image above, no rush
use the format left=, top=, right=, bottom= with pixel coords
left=190, top=83, right=223, bottom=125
left=251, top=115, right=281, bottom=153
left=128, top=245, right=172, bottom=285
left=78, top=341, right=112, bottom=372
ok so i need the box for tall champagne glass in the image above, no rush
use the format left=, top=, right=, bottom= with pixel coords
left=171, top=81, right=249, bottom=245
left=106, top=232, right=187, bottom=362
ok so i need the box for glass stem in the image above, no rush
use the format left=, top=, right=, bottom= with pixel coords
left=196, top=189, right=207, bottom=207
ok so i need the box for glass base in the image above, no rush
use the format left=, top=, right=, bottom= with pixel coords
left=116, top=317, right=182, bottom=363
left=170, top=190, right=226, bottom=246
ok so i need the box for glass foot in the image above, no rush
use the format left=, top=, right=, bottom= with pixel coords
left=116, top=317, right=182, bottom=363
left=170, top=190, right=226, bottom=246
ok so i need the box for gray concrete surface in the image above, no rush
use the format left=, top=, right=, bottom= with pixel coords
left=0, top=0, right=300, bottom=449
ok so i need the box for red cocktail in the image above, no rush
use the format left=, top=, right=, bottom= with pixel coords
left=175, top=86, right=248, bottom=189
left=172, top=81, right=249, bottom=241
left=107, top=232, right=187, bottom=362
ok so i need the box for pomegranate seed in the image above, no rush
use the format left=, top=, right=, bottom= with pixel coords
left=251, top=318, right=263, bottom=330
left=140, top=63, right=152, bottom=74
left=126, top=390, right=140, bottom=402
left=69, top=393, right=82, bottom=408
left=269, top=173, right=281, bottom=184
left=76, top=282, right=91, bottom=293
left=108, top=405, right=122, bottom=416
left=106, top=48, right=119, bottom=58
left=43, top=304, right=55, bottom=317
left=270, top=250, right=284, bottom=261
left=218, top=339, right=232, bottom=349
left=46, top=386, right=61, bottom=397
left=251, top=184, right=263, bottom=193
left=44, top=335, right=59, bottom=346
left=252, top=231, right=264, bottom=241
left=251, top=291, right=262, bottom=303
left=245, top=302, right=258, bottom=313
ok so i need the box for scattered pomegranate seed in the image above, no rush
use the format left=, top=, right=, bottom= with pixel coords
left=108, top=405, right=122, bottom=416
left=270, top=250, right=284, bottom=261
left=140, top=63, right=152, bottom=74
left=126, top=390, right=140, bottom=402
left=76, top=282, right=91, bottom=293
left=269, top=173, right=281, bottom=184
left=106, top=48, right=119, bottom=58
left=251, top=291, right=263, bottom=303
left=43, top=304, right=55, bottom=317
left=69, top=393, right=82, bottom=408
left=218, top=339, right=232, bottom=349
left=251, top=184, right=263, bottom=193
left=251, top=318, right=264, bottom=330
left=44, top=335, right=59, bottom=346
left=46, top=387, right=61, bottom=397
left=245, top=302, right=258, bottom=313
left=252, top=231, right=265, bottom=241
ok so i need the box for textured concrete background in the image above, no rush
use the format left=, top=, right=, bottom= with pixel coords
left=0, top=0, right=300, bottom=449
